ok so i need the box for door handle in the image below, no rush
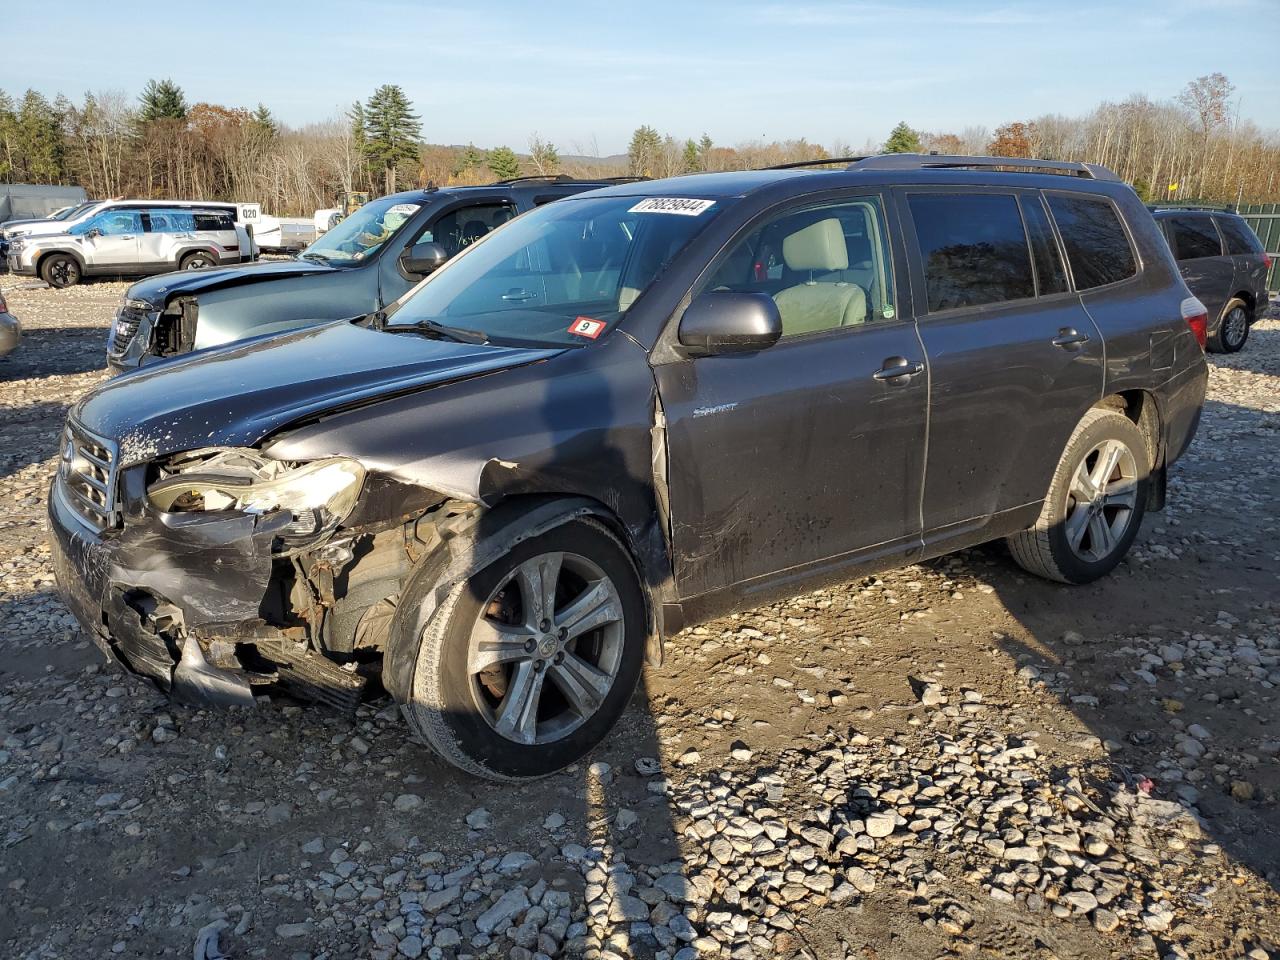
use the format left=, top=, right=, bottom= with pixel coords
left=873, top=356, right=925, bottom=381
left=1052, top=327, right=1090, bottom=348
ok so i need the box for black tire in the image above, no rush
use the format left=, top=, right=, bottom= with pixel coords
left=40, top=253, right=81, bottom=288
left=179, top=251, right=217, bottom=271
left=1208, top=298, right=1249, bottom=353
left=1007, top=407, right=1150, bottom=584
left=396, top=516, right=646, bottom=781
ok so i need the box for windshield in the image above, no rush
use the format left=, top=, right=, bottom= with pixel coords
left=52, top=202, right=92, bottom=221
left=302, top=196, right=423, bottom=263
left=386, top=194, right=728, bottom=347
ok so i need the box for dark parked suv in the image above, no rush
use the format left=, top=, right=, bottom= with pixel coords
left=105, top=176, right=637, bottom=371
left=1151, top=206, right=1270, bottom=352
left=51, top=155, right=1208, bottom=780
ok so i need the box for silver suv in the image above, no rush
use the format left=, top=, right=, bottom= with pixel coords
left=7, top=205, right=254, bottom=288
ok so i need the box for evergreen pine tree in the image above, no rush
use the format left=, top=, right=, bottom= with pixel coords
left=487, top=145, right=520, bottom=180
left=362, top=84, right=422, bottom=193
left=882, top=122, right=922, bottom=154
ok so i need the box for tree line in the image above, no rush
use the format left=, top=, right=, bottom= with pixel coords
left=2, top=73, right=1277, bottom=216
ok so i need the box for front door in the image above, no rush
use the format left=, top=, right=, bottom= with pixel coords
left=897, top=188, right=1105, bottom=539
left=84, top=210, right=143, bottom=268
left=655, top=193, right=928, bottom=601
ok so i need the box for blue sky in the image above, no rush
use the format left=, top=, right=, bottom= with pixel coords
left=4, top=0, right=1277, bottom=154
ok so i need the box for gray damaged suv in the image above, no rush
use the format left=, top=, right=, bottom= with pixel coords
left=50, top=155, right=1208, bottom=780
left=105, top=177, right=634, bottom=371
left=1150, top=206, right=1270, bottom=353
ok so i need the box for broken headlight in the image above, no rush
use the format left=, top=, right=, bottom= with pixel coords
left=147, top=449, right=365, bottom=543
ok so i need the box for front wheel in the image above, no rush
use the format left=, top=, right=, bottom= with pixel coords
left=40, top=254, right=81, bottom=288
left=397, top=516, right=646, bottom=781
left=1208, top=299, right=1249, bottom=353
left=1007, top=408, right=1149, bottom=584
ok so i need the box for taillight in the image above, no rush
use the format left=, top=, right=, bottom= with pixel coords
left=1181, top=296, right=1207, bottom=351
left=0, top=293, right=7, bottom=313
left=1265, top=253, right=1273, bottom=271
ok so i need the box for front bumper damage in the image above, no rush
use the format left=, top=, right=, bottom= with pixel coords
left=48, top=473, right=367, bottom=713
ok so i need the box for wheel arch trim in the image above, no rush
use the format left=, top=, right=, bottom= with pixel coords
left=382, top=495, right=656, bottom=704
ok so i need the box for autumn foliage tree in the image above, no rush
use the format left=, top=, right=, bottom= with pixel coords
left=987, top=122, right=1037, bottom=158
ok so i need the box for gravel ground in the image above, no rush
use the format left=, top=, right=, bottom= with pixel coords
left=1, top=277, right=1278, bottom=960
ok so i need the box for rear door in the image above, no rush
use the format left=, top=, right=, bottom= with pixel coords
left=656, top=191, right=929, bottom=600
left=1163, top=213, right=1232, bottom=321
left=897, top=188, right=1103, bottom=542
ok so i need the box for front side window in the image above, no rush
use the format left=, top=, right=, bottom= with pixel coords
left=1167, top=215, right=1222, bottom=261
left=909, top=193, right=1034, bottom=311
left=698, top=196, right=896, bottom=336
left=303, top=196, right=424, bottom=263
left=417, top=203, right=515, bottom=257
left=387, top=194, right=728, bottom=347
left=1047, top=194, right=1136, bottom=289
left=80, top=210, right=142, bottom=237
left=1215, top=216, right=1264, bottom=256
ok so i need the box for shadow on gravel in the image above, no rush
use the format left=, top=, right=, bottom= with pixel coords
left=1210, top=322, right=1280, bottom=377
left=0, top=401, right=75, bottom=482
left=1, top=326, right=110, bottom=380
left=982, top=396, right=1280, bottom=894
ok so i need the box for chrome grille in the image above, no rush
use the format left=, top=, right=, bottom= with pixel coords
left=57, top=421, right=119, bottom=531
left=107, top=301, right=152, bottom=359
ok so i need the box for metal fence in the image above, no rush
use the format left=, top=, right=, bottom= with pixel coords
left=1238, top=204, right=1280, bottom=294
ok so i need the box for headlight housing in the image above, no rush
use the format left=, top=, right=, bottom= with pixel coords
left=147, top=448, right=365, bottom=547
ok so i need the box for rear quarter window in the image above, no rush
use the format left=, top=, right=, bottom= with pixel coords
left=1046, top=194, right=1136, bottom=289
left=908, top=192, right=1035, bottom=311
left=1216, top=216, right=1265, bottom=256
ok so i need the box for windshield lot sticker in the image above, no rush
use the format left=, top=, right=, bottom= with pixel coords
left=628, top=198, right=715, bottom=216
left=569, top=316, right=606, bottom=339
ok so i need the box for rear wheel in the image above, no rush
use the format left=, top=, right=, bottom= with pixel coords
left=397, top=516, right=646, bottom=781
left=1208, top=299, right=1249, bottom=353
left=1007, top=407, right=1149, bottom=584
left=179, top=251, right=216, bottom=271
left=40, top=254, right=81, bottom=288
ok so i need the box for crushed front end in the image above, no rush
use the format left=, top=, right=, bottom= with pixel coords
left=47, top=418, right=443, bottom=714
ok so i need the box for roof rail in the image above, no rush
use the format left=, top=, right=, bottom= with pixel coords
left=1148, top=203, right=1234, bottom=214
left=493, top=175, right=577, bottom=185
left=767, top=156, right=869, bottom=170
left=847, top=153, right=1121, bottom=181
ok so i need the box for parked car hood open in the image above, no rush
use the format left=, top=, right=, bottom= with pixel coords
left=73, top=320, right=563, bottom=466
left=126, top=257, right=341, bottom=306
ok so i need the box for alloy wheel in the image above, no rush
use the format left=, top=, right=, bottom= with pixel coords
left=1064, top=438, right=1139, bottom=563
left=468, top=551, right=624, bottom=745
left=1223, top=306, right=1248, bottom=349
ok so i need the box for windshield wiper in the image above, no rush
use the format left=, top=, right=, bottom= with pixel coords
left=297, top=251, right=331, bottom=263
left=386, top=319, right=490, bottom=345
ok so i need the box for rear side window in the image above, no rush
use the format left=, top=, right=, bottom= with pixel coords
left=192, top=212, right=235, bottom=232
left=1215, top=216, right=1264, bottom=256
left=1166, top=215, right=1222, bottom=261
left=908, top=193, right=1034, bottom=311
left=1020, top=196, right=1068, bottom=296
left=1047, top=195, right=1136, bottom=289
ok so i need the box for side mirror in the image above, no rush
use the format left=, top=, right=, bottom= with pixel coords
left=677, top=291, right=782, bottom=357
left=399, top=241, right=449, bottom=276
left=85, top=228, right=101, bottom=239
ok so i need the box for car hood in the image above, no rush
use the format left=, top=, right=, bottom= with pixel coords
left=74, top=320, right=563, bottom=466
left=126, top=258, right=341, bottom=305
